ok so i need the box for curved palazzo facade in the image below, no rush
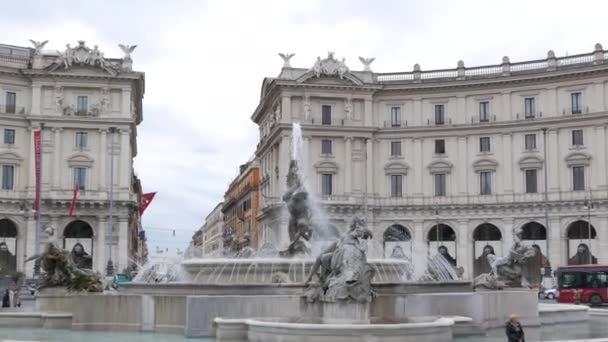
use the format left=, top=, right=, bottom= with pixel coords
left=0, top=41, right=145, bottom=277
left=252, top=46, right=608, bottom=280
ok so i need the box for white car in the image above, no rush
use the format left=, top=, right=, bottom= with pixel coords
left=540, top=287, right=558, bottom=300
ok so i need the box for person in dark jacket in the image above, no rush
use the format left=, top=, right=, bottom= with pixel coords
left=506, top=314, right=525, bottom=342
left=2, top=289, right=10, bottom=308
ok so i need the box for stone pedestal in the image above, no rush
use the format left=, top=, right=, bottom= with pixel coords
left=35, top=287, right=74, bottom=313
left=321, top=301, right=370, bottom=324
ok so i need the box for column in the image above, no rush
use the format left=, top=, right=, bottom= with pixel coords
left=457, top=136, right=468, bottom=196
left=364, top=99, right=373, bottom=126
left=96, top=217, right=107, bottom=274
left=16, top=223, right=25, bottom=274
left=545, top=87, right=557, bottom=117
left=121, top=88, right=131, bottom=118
left=119, top=129, right=131, bottom=190
left=24, top=218, right=36, bottom=277
left=99, top=129, right=107, bottom=190
left=31, top=84, right=41, bottom=115
left=365, top=138, right=374, bottom=195
left=413, top=138, right=422, bottom=195
left=547, top=129, right=559, bottom=191
left=501, top=92, right=512, bottom=120
left=413, top=98, right=422, bottom=126
left=281, top=96, right=291, bottom=122
left=502, top=218, right=514, bottom=257
left=594, top=126, right=606, bottom=189
left=278, top=135, right=290, bottom=195
left=412, top=220, right=427, bottom=277
left=52, top=127, right=62, bottom=189
left=117, top=218, right=129, bottom=273
left=456, top=96, right=465, bottom=124
left=595, top=82, right=605, bottom=112
left=502, top=133, right=513, bottom=193
left=344, top=137, right=352, bottom=195
left=597, top=216, right=608, bottom=264
left=456, top=220, right=471, bottom=279
left=27, top=128, right=36, bottom=189
left=547, top=217, right=562, bottom=268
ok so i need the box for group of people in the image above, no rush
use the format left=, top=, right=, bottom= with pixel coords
left=1, top=288, right=20, bottom=308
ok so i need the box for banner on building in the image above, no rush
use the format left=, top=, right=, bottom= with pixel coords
left=139, top=192, right=157, bottom=215
left=33, top=129, right=42, bottom=220
left=68, top=182, right=80, bottom=217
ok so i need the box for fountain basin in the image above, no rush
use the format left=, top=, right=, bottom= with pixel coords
left=181, top=257, right=413, bottom=284
left=215, top=316, right=454, bottom=342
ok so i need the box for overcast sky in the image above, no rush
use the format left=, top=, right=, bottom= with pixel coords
left=1, top=0, right=606, bottom=255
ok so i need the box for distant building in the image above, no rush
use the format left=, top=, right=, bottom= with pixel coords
left=222, top=161, right=261, bottom=253
left=251, top=45, right=608, bottom=280
left=0, top=40, right=145, bottom=276
left=202, top=202, right=224, bottom=255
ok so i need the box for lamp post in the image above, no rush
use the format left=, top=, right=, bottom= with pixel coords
left=33, top=123, right=44, bottom=276
left=541, top=128, right=550, bottom=261
left=106, top=127, right=117, bottom=276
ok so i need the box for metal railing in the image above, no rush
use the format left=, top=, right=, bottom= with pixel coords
left=375, top=48, right=606, bottom=84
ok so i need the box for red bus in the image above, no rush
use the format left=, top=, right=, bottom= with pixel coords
left=556, top=264, right=608, bottom=305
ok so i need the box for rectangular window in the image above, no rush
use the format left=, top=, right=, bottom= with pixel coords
left=74, top=167, right=86, bottom=190
left=390, top=174, right=403, bottom=197
left=321, top=105, right=332, bottom=125
left=3, top=129, right=15, bottom=145
left=525, top=169, right=538, bottom=193
left=524, top=97, right=535, bottom=118
left=435, top=139, right=445, bottom=154
left=480, top=137, right=491, bottom=152
left=391, top=107, right=401, bottom=127
left=573, top=166, right=585, bottom=191
left=572, top=129, right=584, bottom=146
left=5, top=92, right=16, bottom=114
left=1, top=165, right=14, bottom=190
left=75, top=132, right=88, bottom=148
left=480, top=171, right=492, bottom=195
left=77, top=96, right=88, bottom=115
left=321, top=139, right=332, bottom=154
left=390, top=141, right=402, bottom=156
left=434, top=173, right=446, bottom=196
left=434, top=105, right=445, bottom=125
left=571, top=92, right=582, bottom=114
left=321, top=174, right=332, bottom=195
left=479, top=101, right=490, bottom=122
left=525, top=134, right=536, bottom=150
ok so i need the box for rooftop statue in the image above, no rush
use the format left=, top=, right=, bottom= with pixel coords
left=118, top=44, right=137, bottom=60
left=304, top=216, right=376, bottom=303
left=29, top=39, right=48, bottom=55
left=278, top=53, right=295, bottom=68
left=473, top=227, right=536, bottom=289
left=25, top=226, right=102, bottom=292
left=47, top=40, right=118, bottom=75
left=358, top=57, right=375, bottom=72
left=310, top=52, right=349, bottom=79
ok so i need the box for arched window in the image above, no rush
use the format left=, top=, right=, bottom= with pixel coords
left=384, top=224, right=412, bottom=242
left=0, top=219, right=17, bottom=238
left=63, top=220, right=94, bottom=269
left=64, top=220, right=93, bottom=238
left=520, top=222, right=546, bottom=240
left=473, top=223, right=502, bottom=241
left=427, top=224, right=456, bottom=241
left=0, top=219, right=18, bottom=274
left=567, top=220, right=597, bottom=239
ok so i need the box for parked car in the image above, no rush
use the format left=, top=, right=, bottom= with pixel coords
left=112, top=274, right=131, bottom=286
left=540, top=287, right=558, bottom=300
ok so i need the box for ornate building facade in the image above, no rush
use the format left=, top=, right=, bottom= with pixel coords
left=253, top=45, right=608, bottom=279
left=201, top=202, right=224, bottom=256
left=0, top=40, right=145, bottom=277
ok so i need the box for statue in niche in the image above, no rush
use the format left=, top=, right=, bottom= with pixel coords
left=278, top=160, right=313, bottom=257
left=390, top=245, right=406, bottom=259
left=69, top=243, right=92, bottom=270
left=304, top=216, right=375, bottom=303
left=474, top=245, right=495, bottom=277
left=26, top=226, right=102, bottom=292
left=0, top=242, right=16, bottom=274
left=437, top=245, right=457, bottom=267
left=568, top=243, right=597, bottom=265
left=474, top=227, right=536, bottom=289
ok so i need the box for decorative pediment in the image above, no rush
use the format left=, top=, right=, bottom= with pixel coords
left=0, top=152, right=23, bottom=165
left=384, top=161, right=409, bottom=175
left=296, top=52, right=363, bottom=86
left=473, top=158, right=498, bottom=172
left=565, top=152, right=591, bottom=167
left=427, top=160, right=453, bottom=174
left=518, top=155, right=544, bottom=169
left=46, top=40, right=119, bottom=76
left=67, top=153, right=94, bottom=167
left=314, top=160, right=338, bottom=174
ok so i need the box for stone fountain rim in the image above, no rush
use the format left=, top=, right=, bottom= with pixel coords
left=214, top=316, right=455, bottom=330
left=182, top=257, right=412, bottom=265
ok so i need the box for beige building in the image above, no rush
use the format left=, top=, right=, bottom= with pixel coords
left=252, top=45, right=608, bottom=279
left=202, top=202, right=224, bottom=256
left=0, top=40, right=145, bottom=276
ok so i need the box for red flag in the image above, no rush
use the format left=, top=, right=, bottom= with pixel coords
left=33, top=130, right=42, bottom=220
left=68, top=182, right=79, bottom=217
left=139, top=192, right=156, bottom=215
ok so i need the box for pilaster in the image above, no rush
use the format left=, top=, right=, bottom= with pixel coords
left=96, top=217, right=107, bottom=273
left=99, top=129, right=107, bottom=190
left=597, top=216, right=608, bottom=264
left=117, top=218, right=129, bottom=272
left=502, top=133, right=513, bottom=193
left=456, top=220, right=471, bottom=279
left=31, top=84, right=42, bottom=115
left=365, top=138, right=374, bottom=195
left=547, top=217, right=561, bottom=268
left=547, top=129, right=559, bottom=191
left=344, top=137, right=352, bottom=194
left=413, top=138, right=423, bottom=195
left=119, top=129, right=131, bottom=189
left=121, top=88, right=132, bottom=119
left=364, top=99, right=373, bottom=126
left=457, top=136, right=468, bottom=195
left=281, top=96, right=292, bottom=122
left=51, top=127, right=62, bottom=189
left=412, top=220, right=427, bottom=278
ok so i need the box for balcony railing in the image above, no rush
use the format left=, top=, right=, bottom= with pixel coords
left=0, top=105, right=25, bottom=114
left=261, top=190, right=606, bottom=209
left=375, top=46, right=607, bottom=84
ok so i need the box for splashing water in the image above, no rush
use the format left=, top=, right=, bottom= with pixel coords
left=132, top=256, right=191, bottom=283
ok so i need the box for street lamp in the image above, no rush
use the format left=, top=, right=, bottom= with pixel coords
left=106, top=127, right=117, bottom=276
left=34, top=123, right=44, bottom=276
